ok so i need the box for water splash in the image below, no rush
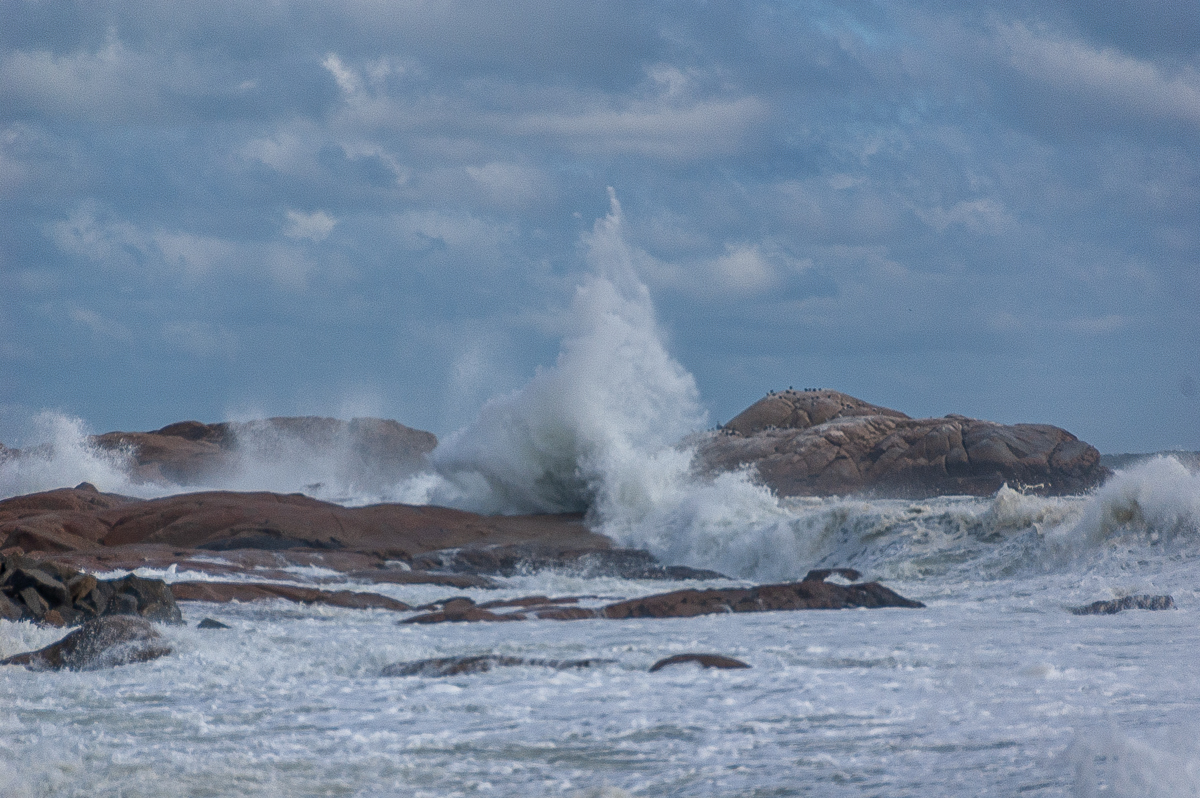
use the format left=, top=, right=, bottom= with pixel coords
left=422, top=189, right=706, bottom=516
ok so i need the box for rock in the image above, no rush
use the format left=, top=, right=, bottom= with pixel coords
left=381, top=655, right=611, bottom=677
left=403, top=570, right=923, bottom=624
left=0, top=590, right=23, bottom=621
left=649, top=654, right=751, bottom=672
left=90, top=416, right=437, bottom=487
left=0, top=616, right=171, bottom=671
left=1068, top=595, right=1175, bottom=615
left=598, top=578, right=924, bottom=619
left=0, top=552, right=182, bottom=625
left=102, top=575, right=183, bottom=624
left=698, top=389, right=1108, bottom=497
left=169, top=581, right=411, bottom=611
left=197, top=618, right=230, bottom=629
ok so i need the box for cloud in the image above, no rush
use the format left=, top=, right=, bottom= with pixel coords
left=284, top=209, right=338, bottom=242
left=67, top=306, right=132, bottom=343
left=994, top=21, right=1200, bottom=130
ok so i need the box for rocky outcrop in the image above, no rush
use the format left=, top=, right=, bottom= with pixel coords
left=400, top=569, right=922, bottom=624
left=0, top=484, right=611, bottom=564
left=90, top=416, right=437, bottom=487
left=0, top=552, right=181, bottom=626
left=699, top=389, right=1107, bottom=497
left=1069, top=595, right=1175, bottom=615
left=649, top=654, right=750, bottom=672
left=0, top=616, right=171, bottom=670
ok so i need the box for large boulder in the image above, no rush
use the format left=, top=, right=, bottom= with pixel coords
left=90, top=416, right=437, bottom=487
left=698, top=389, right=1107, bottom=497
left=0, top=616, right=171, bottom=671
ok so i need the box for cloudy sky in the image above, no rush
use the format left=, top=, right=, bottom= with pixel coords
left=1, top=0, right=1197, bottom=453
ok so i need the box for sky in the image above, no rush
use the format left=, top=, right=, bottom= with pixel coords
left=1, top=0, right=1197, bottom=454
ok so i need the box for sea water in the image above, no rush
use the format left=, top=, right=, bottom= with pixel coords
left=3, top=196, right=1200, bottom=795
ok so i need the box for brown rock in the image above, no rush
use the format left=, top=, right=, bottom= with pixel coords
left=700, top=389, right=1108, bottom=497
left=649, top=654, right=751, bottom=672
left=401, top=571, right=923, bottom=624
left=0, top=616, right=171, bottom=671
left=90, top=416, right=437, bottom=487
left=169, top=580, right=411, bottom=611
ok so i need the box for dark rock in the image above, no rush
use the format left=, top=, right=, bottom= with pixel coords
left=9, top=567, right=71, bottom=607
left=18, top=586, right=50, bottom=618
left=103, top=575, right=183, bottom=624
left=649, top=654, right=751, bottom=672
left=1069, top=595, right=1176, bottom=615
left=381, top=655, right=611, bottom=677
left=0, top=616, right=171, bottom=671
left=0, top=589, right=24, bottom=621
left=699, top=389, right=1108, bottom=498
left=197, top=618, right=230, bottom=629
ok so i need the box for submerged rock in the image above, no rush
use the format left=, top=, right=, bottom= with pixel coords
left=698, top=389, right=1108, bottom=498
left=1069, top=595, right=1175, bottom=615
left=197, top=618, right=230, bottom=629
left=649, top=653, right=751, bottom=672
left=382, top=655, right=612, bottom=677
left=0, top=616, right=171, bottom=671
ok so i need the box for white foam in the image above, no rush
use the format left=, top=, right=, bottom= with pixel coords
left=0, top=412, right=154, bottom=498
left=419, top=189, right=706, bottom=516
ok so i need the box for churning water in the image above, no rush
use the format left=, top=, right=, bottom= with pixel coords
left=3, top=196, right=1200, bottom=796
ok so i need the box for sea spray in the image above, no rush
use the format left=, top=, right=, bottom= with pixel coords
left=421, top=189, right=706, bottom=516
left=0, top=412, right=147, bottom=498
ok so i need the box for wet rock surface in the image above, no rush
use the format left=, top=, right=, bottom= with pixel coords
left=0, top=616, right=171, bottom=671
left=1069, top=595, right=1176, bottom=615
left=649, top=654, right=751, bottom=672
left=0, top=552, right=182, bottom=625
left=698, top=389, right=1108, bottom=497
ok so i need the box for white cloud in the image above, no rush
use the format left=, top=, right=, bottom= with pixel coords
left=916, top=198, right=1015, bottom=235
left=996, top=22, right=1200, bottom=129
left=67, top=306, right=132, bottom=342
left=284, top=209, right=338, bottom=242
left=508, top=96, right=769, bottom=159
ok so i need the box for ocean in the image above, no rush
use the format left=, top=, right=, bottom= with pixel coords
left=2, top=199, right=1199, bottom=796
